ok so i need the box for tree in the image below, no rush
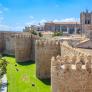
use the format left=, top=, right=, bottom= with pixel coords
left=31, top=30, right=37, bottom=35
left=0, top=58, right=7, bottom=79
left=39, top=32, right=43, bottom=37
left=52, top=31, right=63, bottom=37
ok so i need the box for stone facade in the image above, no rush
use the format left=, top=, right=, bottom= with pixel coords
left=0, top=32, right=4, bottom=52
left=15, top=34, right=32, bottom=62
left=76, top=31, right=92, bottom=49
left=3, top=32, right=16, bottom=55
left=61, top=41, right=90, bottom=57
left=0, top=32, right=18, bottom=55
left=44, top=22, right=81, bottom=34
left=35, top=40, right=61, bottom=79
left=51, top=55, right=92, bottom=92
left=0, top=31, right=39, bottom=62
left=31, top=35, right=38, bottom=61
left=80, top=10, right=92, bottom=37
left=44, top=10, right=92, bottom=37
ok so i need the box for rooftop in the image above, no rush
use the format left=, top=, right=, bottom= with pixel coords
left=45, top=22, right=80, bottom=25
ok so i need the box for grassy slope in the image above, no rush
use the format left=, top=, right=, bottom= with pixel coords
left=4, top=57, right=51, bottom=92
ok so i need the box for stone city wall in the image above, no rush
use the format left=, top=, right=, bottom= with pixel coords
left=31, top=34, right=39, bottom=61
left=51, top=55, right=92, bottom=92
left=35, top=39, right=61, bottom=79
left=3, top=32, right=16, bottom=55
left=0, top=32, right=4, bottom=52
left=61, top=42, right=89, bottom=57
left=15, top=33, right=32, bottom=62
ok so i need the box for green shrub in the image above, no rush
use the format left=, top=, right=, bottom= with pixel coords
left=31, top=30, right=37, bottom=35
left=39, top=32, right=43, bottom=37
left=0, top=58, right=7, bottom=79
left=52, top=31, right=63, bottom=37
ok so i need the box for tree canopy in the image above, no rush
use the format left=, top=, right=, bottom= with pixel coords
left=0, top=58, right=7, bottom=79
left=52, top=31, right=63, bottom=37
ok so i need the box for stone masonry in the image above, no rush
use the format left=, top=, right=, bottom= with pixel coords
left=3, top=32, right=16, bottom=55
left=0, top=32, right=17, bottom=55
left=0, top=32, right=4, bottom=52
left=15, top=34, right=32, bottom=62
left=0, top=31, right=38, bottom=62
left=61, top=41, right=90, bottom=57
left=35, top=40, right=61, bottom=79
left=51, top=55, right=92, bottom=92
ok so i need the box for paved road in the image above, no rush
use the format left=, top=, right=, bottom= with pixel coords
left=1, top=74, right=7, bottom=92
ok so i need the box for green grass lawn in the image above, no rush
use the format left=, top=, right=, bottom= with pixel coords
left=4, top=57, right=51, bottom=92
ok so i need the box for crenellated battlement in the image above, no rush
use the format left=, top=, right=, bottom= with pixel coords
left=61, top=42, right=90, bottom=57
left=51, top=55, right=92, bottom=71
left=0, top=32, right=4, bottom=52
left=35, top=39, right=61, bottom=79
left=36, top=39, right=60, bottom=47
left=14, top=33, right=32, bottom=62
left=15, top=33, right=32, bottom=39
left=51, top=55, right=92, bottom=92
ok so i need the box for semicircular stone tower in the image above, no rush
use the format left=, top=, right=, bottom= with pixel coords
left=35, top=40, right=61, bottom=79
left=51, top=55, right=92, bottom=92
left=15, top=33, right=32, bottom=62
left=0, top=32, right=4, bottom=52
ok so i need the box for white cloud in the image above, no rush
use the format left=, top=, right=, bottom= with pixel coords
left=13, top=26, right=24, bottom=31
left=25, top=18, right=80, bottom=27
left=25, top=20, right=38, bottom=26
left=26, top=19, right=47, bottom=26
left=39, top=19, right=47, bottom=24
left=0, top=24, right=24, bottom=31
left=0, top=4, right=22, bottom=31
left=11, top=23, right=24, bottom=31
left=0, top=3, right=9, bottom=14
left=14, top=17, right=80, bottom=31
left=29, top=16, right=34, bottom=19
left=0, top=16, right=4, bottom=23
left=53, top=18, right=80, bottom=22
left=0, top=4, right=11, bottom=31
left=61, top=18, right=80, bottom=22
left=0, top=24, right=12, bottom=31
left=53, top=19, right=59, bottom=22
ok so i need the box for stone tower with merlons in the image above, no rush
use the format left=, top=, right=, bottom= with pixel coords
left=35, top=40, right=61, bottom=79
left=51, top=55, right=92, bottom=92
left=80, top=10, right=92, bottom=37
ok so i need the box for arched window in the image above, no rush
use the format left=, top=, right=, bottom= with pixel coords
left=85, top=20, right=87, bottom=24
left=88, top=20, right=90, bottom=24
left=85, top=20, right=91, bottom=24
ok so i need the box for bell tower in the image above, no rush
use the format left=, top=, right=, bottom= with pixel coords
left=80, top=10, right=92, bottom=37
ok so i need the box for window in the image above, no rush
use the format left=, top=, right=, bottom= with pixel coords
left=61, top=26, right=67, bottom=32
left=55, top=25, right=60, bottom=32
left=85, top=20, right=91, bottom=24
left=69, top=28, right=75, bottom=34
left=88, top=20, right=90, bottom=24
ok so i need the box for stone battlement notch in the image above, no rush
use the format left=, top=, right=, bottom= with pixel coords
left=51, top=55, right=92, bottom=92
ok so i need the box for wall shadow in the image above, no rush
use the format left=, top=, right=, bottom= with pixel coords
left=39, top=78, right=51, bottom=85
left=2, top=54, right=15, bottom=58
left=17, top=60, right=35, bottom=66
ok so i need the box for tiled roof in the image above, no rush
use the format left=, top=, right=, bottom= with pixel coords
left=46, top=22, right=80, bottom=25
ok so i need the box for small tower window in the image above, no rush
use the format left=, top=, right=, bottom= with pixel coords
left=85, top=20, right=87, bottom=24
left=85, top=20, right=91, bottom=24
left=88, top=20, right=90, bottom=24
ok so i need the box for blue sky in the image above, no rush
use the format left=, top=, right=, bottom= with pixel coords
left=0, top=0, right=92, bottom=31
